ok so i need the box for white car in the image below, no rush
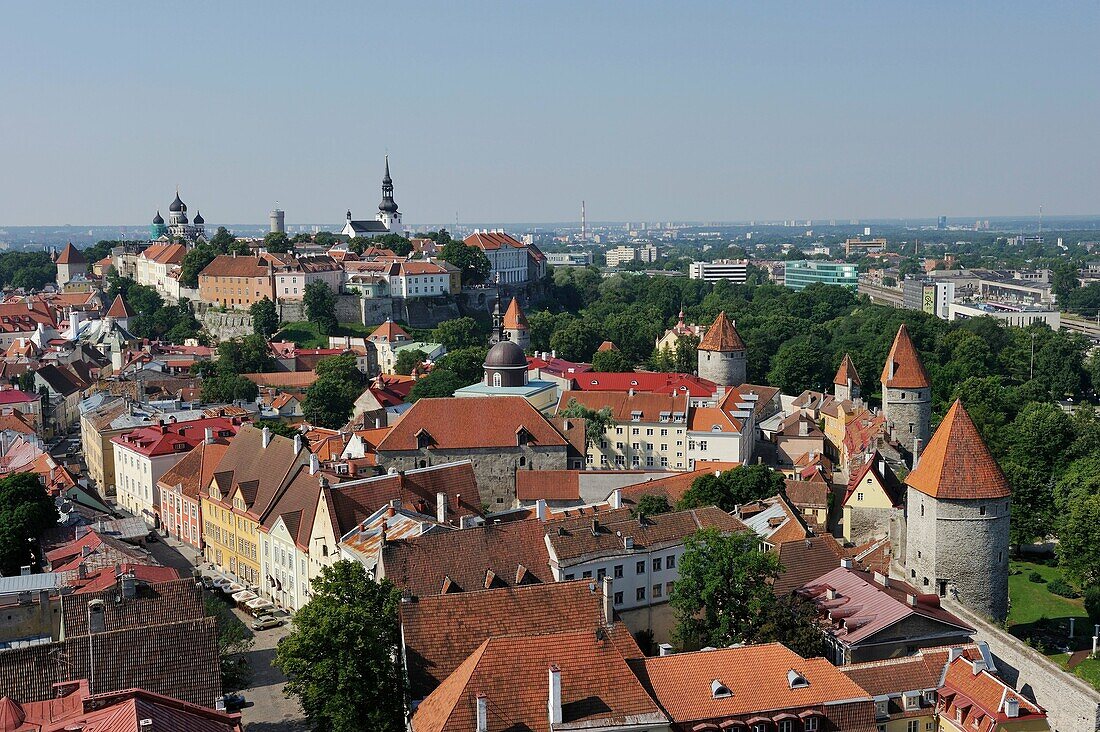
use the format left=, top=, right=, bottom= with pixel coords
left=251, top=615, right=283, bottom=630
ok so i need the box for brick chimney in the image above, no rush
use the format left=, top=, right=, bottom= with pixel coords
left=601, top=575, right=614, bottom=624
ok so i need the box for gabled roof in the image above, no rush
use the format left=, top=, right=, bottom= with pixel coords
left=56, top=242, right=86, bottom=264
left=516, top=470, right=581, bottom=501
left=400, top=580, right=641, bottom=700
left=698, top=311, right=745, bottom=352
left=369, top=319, right=410, bottom=342
left=464, top=230, right=526, bottom=251
left=568, top=371, right=716, bottom=398
left=634, top=642, right=872, bottom=723
left=880, top=324, right=930, bottom=389
left=939, top=655, right=1046, bottom=729
left=198, top=254, right=273, bottom=279
left=842, top=644, right=979, bottom=697
left=905, top=400, right=1010, bottom=500
left=616, top=462, right=742, bottom=508
left=502, top=297, right=528, bottom=330
left=772, top=536, right=847, bottom=595
left=6, top=685, right=243, bottom=732
left=834, top=353, right=861, bottom=386
left=205, top=425, right=305, bottom=517
left=378, top=397, right=568, bottom=451
left=106, top=293, right=136, bottom=318
left=556, top=389, right=689, bottom=423
left=412, top=630, right=665, bottom=732
left=844, top=451, right=905, bottom=507
left=112, top=416, right=239, bottom=458
left=157, top=441, right=230, bottom=501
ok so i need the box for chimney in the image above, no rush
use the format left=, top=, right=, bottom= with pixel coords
left=601, top=575, right=614, bottom=624
left=309, top=452, right=319, bottom=475
left=476, top=694, right=489, bottom=732
left=262, top=425, right=272, bottom=448
left=1005, top=698, right=1020, bottom=718
left=591, top=517, right=600, bottom=536
left=119, top=572, right=137, bottom=599
left=436, top=492, right=447, bottom=523
left=912, top=437, right=923, bottom=467
left=294, top=434, right=303, bottom=453
left=87, top=598, right=106, bottom=634
left=628, top=387, right=635, bottom=397
left=840, top=557, right=854, bottom=569
left=873, top=572, right=889, bottom=588
left=535, top=498, right=547, bottom=521
left=205, top=427, right=214, bottom=445
left=547, top=665, right=562, bottom=725
left=798, top=420, right=808, bottom=437
left=948, top=647, right=965, bottom=662
left=78, top=562, right=88, bottom=579
left=610, top=488, right=622, bottom=510
left=878, top=456, right=886, bottom=475
left=658, top=643, right=673, bottom=656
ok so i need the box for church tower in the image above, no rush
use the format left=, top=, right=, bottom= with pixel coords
left=903, top=399, right=1010, bottom=622
left=833, top=353, right=861, bottom=402
left=55, top=243, right=87, bottom=288
left=880, top=324, right=931, bottom=455
left=697, top=311, right=746, bottom=388
left=376, top=156, right=402, bottom=234
left=502, top=297, right=530, bottom=351
left=150, top=210, right=168, bottom=240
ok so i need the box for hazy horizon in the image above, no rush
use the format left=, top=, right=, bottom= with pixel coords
left=3, top=2, right=1098, bottom=227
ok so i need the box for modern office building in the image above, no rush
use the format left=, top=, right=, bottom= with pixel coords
left=688, top=259, right=748, bottom=284
left=783, top=260, right=858, bottom=290
left=902, top=277, right=955, bottom=319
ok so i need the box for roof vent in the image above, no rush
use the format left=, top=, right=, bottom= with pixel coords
left=711, top=679, right=732, bottom=699
left=787, top=669, right=810, bottom=689
left=1004, top=697, right=1020, bottom=718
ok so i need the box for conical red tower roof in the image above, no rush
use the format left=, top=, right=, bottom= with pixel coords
left=698, top=311, right=745, bottom=352
left=503, top=298, right=528, bottom=330
left=833, top=353, right=861, bottom=387
left=106, top=294, right=135, bottom=318
left=880, top=324, right=929, bottom=389
left=56, top=242, right=86, bottom=265
left=905, top=399, right=1010, bottom=500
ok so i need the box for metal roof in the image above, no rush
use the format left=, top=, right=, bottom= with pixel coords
left=0, top=572, right=62, bottom=596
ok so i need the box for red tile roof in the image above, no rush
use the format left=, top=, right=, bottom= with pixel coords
left=464, top=230, right=526, bottom=251
left=772, top=537, right=846, bottom=595
left=157, top=441, right=229, bottom=501
left=378, top=396, right=569, bottom=451
left=516, top=470, right=581, bottom=501
left=842, top=644, right=979, bottom=697
left=905, top=400, right=1010, bottom=500
left=198, top=254, right=274, bottom=278
left=698, top=311, right=745, bottom=352
left=940, top=655, right=1046, bottom=729
left=369, top=319, right=410, bottom=342
left=880, top=324, right=930, bottom=389
left=112, top=417, right=239, bottom=458
left=502, top=297, right=528, bottom=330
left=556, top=389, right=688, bottom=423
left=844, top=451, right=905, bottom=507
left=635, top=642, right=873, bottom=723
left=834, top=353, right=861, bottom=386
left=56, top=242, right=86, bottom=264
left=412, top=630, right=665, bottom=732
left=616, top=463, right=741, bottom=507
left=783, top=478, right=829, bottom=508
left=567, top=371, right=716, bottom=398
left=400, top=580, right=641, bottom=699
left=68, top=563, right=181, bottom=594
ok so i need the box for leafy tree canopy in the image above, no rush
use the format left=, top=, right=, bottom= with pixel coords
left=678, top=464, right=786, bottom=512
left=304, top=281, right=339, bottom=335
left=431, top=317, right=485, bottom=351
left=250, top=296, right=280, bottom=337
left=0, top=472, right=59, bottom=575
left=559, top=397, right=616, bottom=446
left=591, top=349, right=633, bottom=373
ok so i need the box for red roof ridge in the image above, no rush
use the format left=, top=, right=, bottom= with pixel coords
left=106, top=294, right=135, bottom=318
left=502, top=297, right=528, bottom=330
left=56, top=242, right=87, bottom=264
left=698, top=311, right=745, bottom=352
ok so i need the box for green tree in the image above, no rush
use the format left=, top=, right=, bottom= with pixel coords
left=201, top=374, right=259, bottom=403
left=394, top=349, right=429, bottom=376
left=1056, top=491, right=1100, bottom=587
left=304, top=281, right=339, bottom=335
left=208, top=226, right=237, bottom=253
left=549, top=319, right=601, bottom=362
left=431, top=317, right=484, bottom=351
left=632, top=494, right=672, bottom=518
left=250, top=296, right=280, bottom=337
left=217, top=335, right=276, bottom=375
left=263, top=231, right=292, bottom=253
left=204, top=596, right=254, bottom=690
left=753, top=593, right=827, bottom=659
left=558, top=398, right=616, bottom=446
left=0, top=473, right=59, bottom=575
left=678, top=464, right=786, bottom=512
left=179, top=243, right=218, bottom=288
left=275, top=560, right=406, bottom=732
left=440, top=241, right=491, bottom=286
left=407, top=369, right=466, bottom=402
left=591, top=349, right=633, bottom=373
left=435, top=347, right=487, bottom=384
left=254, top=419, right=299, bottom=438
left=1085, top=585, right=1100, bottom=625
left=767, top=334, right=832, bottom=395
left=302, top=354, right=367, bottom=428
left=671, top=529, right=782, bottom=650
left=1050, top=260, right=1081, bottom=302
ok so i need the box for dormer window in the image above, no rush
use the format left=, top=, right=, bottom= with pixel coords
left=787, top=669, right=810, bottom=689
left=710, top=679, right=732, bottom=699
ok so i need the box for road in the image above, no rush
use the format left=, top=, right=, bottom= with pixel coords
left=147, top=535, right=308, bottom=731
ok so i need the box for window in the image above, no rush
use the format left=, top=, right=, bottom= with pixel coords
left=805, top=717, right=819, bottom=732
left=614, top=591, right=623, bottom=605
left=614, top=564, right=623, bottom=578
left=636, top=561, right=645, bottom=574
left=753, top=725, right=766, bottom=732
left=582, top=570, right=592, bottom=579
left=652, top=584, right=662, bottom=598
left=857, top=492, right=864, bottom=501
left=667, top=554, right=676, bottom=569
left=779, top=722, right=792, bottom=732
left=564, top=573, right=575, bottom=581
left=979, top=505, right=986, bottom=515
left=920, top=504, right=925, bottom=517
left=597, top=568, right=606, bottom=580
left=632, top=442, right=640, bottom=450
left=636, top=587, right=646, bottom=601
left=877, top=725, right=887, bottom=732
left=653, top=557, right=662, bottom=572
left=907, top=721, right=920, bottom=732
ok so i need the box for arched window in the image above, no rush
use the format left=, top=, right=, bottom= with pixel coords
left=493, top=372, right=502, bottom=388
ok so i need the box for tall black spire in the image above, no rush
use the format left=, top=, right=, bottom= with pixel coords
left=379, top=156, right=398, bottom=214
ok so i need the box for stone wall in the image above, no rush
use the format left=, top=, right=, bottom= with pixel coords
left=197, top=309, right=253, bottom=342
left=944, top=598, right=1100, bottom=732
left=883, top=386, right=931, bottom=449
left=845, top=505, right=893, bottom=546
left=277, top=300, right=306, bottom=323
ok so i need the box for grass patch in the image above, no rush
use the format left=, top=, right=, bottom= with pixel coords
left=1074, top=657, right=1100, bottom=690
left=1007, top=560, right=1087, bottom=628
left=275, top=321, right=377, bottom=348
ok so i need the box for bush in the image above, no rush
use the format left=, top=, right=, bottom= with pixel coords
left=1046, top=578, right=1079, bottom=598
left=1028, top=571, right=1046, bottom=584
left=1083, top=585, right=1100, bottom=624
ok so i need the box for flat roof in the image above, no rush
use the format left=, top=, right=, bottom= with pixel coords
left=0, top=573, right=62, bottom=596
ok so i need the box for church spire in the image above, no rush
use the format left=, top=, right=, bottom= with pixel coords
left=379, top=156, right=398, bottom=214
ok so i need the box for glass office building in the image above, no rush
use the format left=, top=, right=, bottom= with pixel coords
left=783, top=260, right=859, bottom=291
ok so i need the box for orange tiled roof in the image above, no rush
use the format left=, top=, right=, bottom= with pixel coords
left=635, top=642, right=872, bottom=723
left=502, top=297, right=528, bottom=330
left=940, top=655, right=1045, bottom=729
left=378, top=396, right=568, bottom=451
left=106, top=294, right=135, bottom=318
left=56, top=242, right=86, bottom=264
left=905, top=400, right=1010, bottom=500
left=880, top=324, right=930, bottom=389
left=834, top=353, right=861, bottom=386
left=698, top=311, right=745, bottom=352
left=369, top=319, right=410, bottom=342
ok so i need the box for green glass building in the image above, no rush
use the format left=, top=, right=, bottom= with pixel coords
left=783, top=260, right=858, bottom=291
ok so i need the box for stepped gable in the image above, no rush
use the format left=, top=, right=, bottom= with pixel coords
left=502, top=297, right=528, bottom=330
left=833, top=353, right=861, bottom=386
left=698, top=311, right=745, bottom=352
left=904, top=399, right=1010, bottom=500
left=880, top=324, right=930, bottom=389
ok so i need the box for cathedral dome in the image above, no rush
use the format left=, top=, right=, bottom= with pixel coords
left=484, top=340, right=526, bottom=369
left=378, top=197, right=399, bottom=214
left=169, top=191, right=186, bottom=212
left=193, top=210, right=205, bottom=225
left=152, top=210, right=164, bottom=225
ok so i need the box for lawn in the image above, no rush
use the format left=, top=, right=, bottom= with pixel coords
left=275, top=321, right=377, bottom=348
left=1007, top=560, right=1088, bottom=627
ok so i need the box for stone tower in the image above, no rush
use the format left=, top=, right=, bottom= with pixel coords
left=880, top=324, right=931, bottom=455
left=697, top=311, right=746, bottom=388
left=55, top=243, right=87, bottom=288
left=903, top=399, right=1010, bottom=622
left=502, top=297, right=530, bottom=351
left=833, top=353, right=861, bottom=402
left=377, top=156, right=402, bottom=233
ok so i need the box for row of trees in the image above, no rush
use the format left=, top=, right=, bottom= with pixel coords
left=106, top=273, right=204, bottom=344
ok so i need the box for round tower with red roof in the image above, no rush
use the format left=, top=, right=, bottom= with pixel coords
left=880, top=324, right=931, bottom=454
left=696, top=311, right=746, bottom=388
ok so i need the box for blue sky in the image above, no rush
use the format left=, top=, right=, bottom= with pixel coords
left=2, top=2, right=1098, bottom=226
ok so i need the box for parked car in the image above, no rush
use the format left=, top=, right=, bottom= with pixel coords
left=222, top=692, right=245, bottom=711
left=251, top=615, right=283, bottom=630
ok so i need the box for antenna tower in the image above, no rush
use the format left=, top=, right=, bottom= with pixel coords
left=581, top=200, right=587, bottom=243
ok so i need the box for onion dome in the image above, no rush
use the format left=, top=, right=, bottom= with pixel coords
left=193, top=210, right=205, bottom=225
left=169, top=190, right=186, bottom=212
left=152, top=210, right=164, bottom=225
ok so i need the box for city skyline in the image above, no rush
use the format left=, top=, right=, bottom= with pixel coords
left=2, top=2, right=1098, bottom=226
